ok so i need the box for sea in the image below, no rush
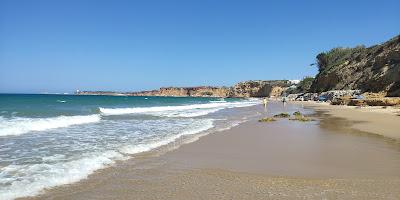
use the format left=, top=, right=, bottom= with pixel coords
left=0, top=94, right=260, bottom=199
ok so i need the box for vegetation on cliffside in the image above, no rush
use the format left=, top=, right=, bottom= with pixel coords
left=310, top=35, right=400, bottom=96
left=315, top=46, right=367, bottom=74
left=297, top=77, right=314, bottom=93
left=286, top=77, right=314, bottom=94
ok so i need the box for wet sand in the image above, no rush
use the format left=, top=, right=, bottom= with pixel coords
left=25, top=102, right=400, bottom=200
left=292, top=101, right=400, bottom=140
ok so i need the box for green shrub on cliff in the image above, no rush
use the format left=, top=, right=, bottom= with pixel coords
left=310, top=35, right=400, bottom=95
left=316, top=45, right=367, bottom=74
left=297, top=77, right=314, bottom=93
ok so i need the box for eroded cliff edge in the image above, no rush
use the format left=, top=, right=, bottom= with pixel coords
left=310, top=35, right=400, bottom=96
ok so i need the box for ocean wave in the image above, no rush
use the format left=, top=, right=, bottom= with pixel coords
left=209, top=100, right=227, bottom=103
left=99, top=100, right=259, bottom=117
left=119, top=119, right=214, bottom=154
left=0, top=151, right=126, bottom=200
left=0, top=119, right=214, bottom=200
left=0, top=115, right=101, bottom=137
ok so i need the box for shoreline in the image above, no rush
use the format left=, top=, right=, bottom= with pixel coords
left=24, top=101, right=400, bottom=199
left=1, top=97, right=260, bottom=200
left=15, top=105, right=260, bottom=200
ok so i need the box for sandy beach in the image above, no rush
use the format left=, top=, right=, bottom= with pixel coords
left=23, top=102, right=400, bottom=200
left=3, top=1, right=400, bottom=199
left=292, top=101, right=400, bottom=140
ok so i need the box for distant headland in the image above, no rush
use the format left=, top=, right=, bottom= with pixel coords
left=76, top=80, right=296, bottom=98
left=77, top=35, right=400, bottom=106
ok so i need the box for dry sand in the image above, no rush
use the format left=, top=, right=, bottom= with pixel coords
left=292, top=101, right=400, bottom=139
left=24, top=102, right=400, bottom=200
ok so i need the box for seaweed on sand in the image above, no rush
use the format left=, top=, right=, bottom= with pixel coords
left=258, top=117, right=276, bottom=122
left=293, top=111, right=302, bottom=116
left=289, top=115, right=315, bottom=122
left=273, top=113, right=290, bottom=118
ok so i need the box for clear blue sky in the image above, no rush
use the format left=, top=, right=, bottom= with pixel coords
left=1, top=0, right=399, bottom=93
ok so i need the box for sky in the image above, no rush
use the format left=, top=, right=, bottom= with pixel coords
left=0, top=0, right=399, bottom=93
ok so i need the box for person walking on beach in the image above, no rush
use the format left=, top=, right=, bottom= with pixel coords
left=282, top=97, right=287, bottom=107
left=263, top=98, right=269, bottom=109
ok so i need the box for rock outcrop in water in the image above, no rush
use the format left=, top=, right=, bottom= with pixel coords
left=310, top=35, right=400, bottom=97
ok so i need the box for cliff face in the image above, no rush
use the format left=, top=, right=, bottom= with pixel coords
left=158, top=87, right=191, bottom=96
left=232, top=80, right=291, bottom=97
left=77, top=87, right=232, bottom=97
left=130, top=82, right=288, bottom=98
left=188, top=87, right=233, bottom=97
left=76, top=80, right=290, bottom=97
left=129, top=90, right=160, bottom=96
left=156, top=87, right=232, bottom=97
left=310, top=35, right=400, bottom=96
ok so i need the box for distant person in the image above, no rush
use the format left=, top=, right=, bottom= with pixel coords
left=263, top=98, right=269, bottom=109
left=282, top=97, right=287, bottom=107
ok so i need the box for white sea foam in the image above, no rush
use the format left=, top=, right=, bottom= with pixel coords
left=120, top=119, right=214, bottom=154
left=0, top=115, right=101, bottom=137
left=158, top=108, right=224, bottom=117
left=99, top=100, right=259, bottom=117
left=0, top=151, right=126, bottom=200
left=0, top=119, right=214, bottom=200
left=209, top=100, right=227, bottom=103
left=0, top=97, right=260, bottom=200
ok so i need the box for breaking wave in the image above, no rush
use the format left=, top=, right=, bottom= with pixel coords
left=0, top=115, right=101, bottom=137
left=0, top=119, right=214, bottom=200
left=99, top=100, right=259, bottom=117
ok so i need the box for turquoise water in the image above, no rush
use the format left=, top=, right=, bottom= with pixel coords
left=0, top=94, right=235, bottom=118
left=0, top=94, right=259, bottom=200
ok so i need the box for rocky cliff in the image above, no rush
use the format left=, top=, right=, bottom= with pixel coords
left=156, top=86, right=232, bottom=97
left=188, top=87, right=233, bottom=97
left=231, top=80, right=291, bottom=97
left=129, top=81, right=289, bottom=98
left=310, top=35, right=400, bottom=96
left=76, top=80, right=291, bottom=98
